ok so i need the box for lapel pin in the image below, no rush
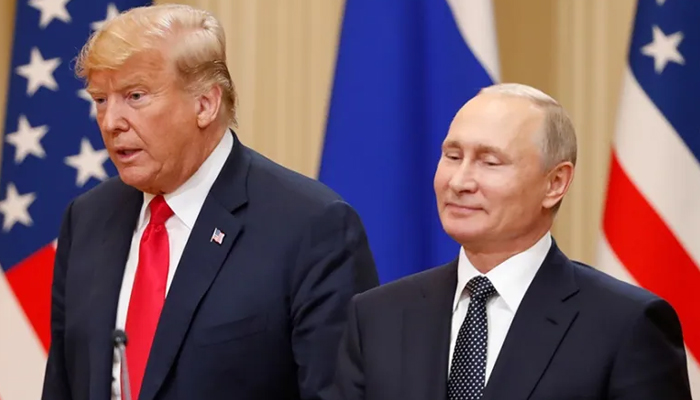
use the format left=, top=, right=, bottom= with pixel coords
left=210, top=227, right=225, bottom=245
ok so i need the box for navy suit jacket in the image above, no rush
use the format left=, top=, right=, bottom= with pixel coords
left=41, top=131, right=380, bottom=400
left=332, top=241, right=692, bottom=400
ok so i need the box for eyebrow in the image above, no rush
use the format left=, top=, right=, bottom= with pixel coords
left=442, top=139, right=502, bottom=153
left=442, top=139, right=462, bottom=149
left=86, top=74, right=152, bottom=95
left=442, top=139, right=511, bottom=160
left=474, top=144, right=506, bottom=156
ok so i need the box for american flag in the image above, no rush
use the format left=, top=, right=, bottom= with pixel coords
left=598, top=0, right=700, bottom=397
left=0, top=1, right=148, bottom=399
left=210, top=227, right=225, bottom=245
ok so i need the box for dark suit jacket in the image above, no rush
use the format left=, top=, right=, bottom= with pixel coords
left=41, top=131, right=380, bottom=400
left=332, top=241, right=692, bottom=400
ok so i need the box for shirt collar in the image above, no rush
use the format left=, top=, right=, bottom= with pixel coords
left=453, top=231, right=552, bottom=313
left=137, top=129, right=233, bottom=230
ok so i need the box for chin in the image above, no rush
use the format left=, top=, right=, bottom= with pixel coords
left=448, top=231, right=488, bottom=246
left=117, top=169, right=155, bottom=193
left=442, top=219, right=489, bottom=244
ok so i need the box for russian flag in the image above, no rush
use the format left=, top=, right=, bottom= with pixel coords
left=319, top=1, right=500, bottom=283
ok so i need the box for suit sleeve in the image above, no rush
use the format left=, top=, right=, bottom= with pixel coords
left=608, top=297, right=692, bottom=399
left=289, top=200, right=379, bottom=400
left=41, top=201, right=74, bottom=400
left=332, top=295, right=366, bottom=400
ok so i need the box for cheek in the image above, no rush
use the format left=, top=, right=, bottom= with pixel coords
left=474, top=169, right=510, bottom=190
left=433, top=170, right=446, bottom=191
left=132, top=114, right=180, bottom=154
left=98, top=127, right=109, bottom=145
left=476, top=172, right=523, bottom=206
left=491, top=178, right=542, bottom=215
left=434, top=162, right=455, bottom=188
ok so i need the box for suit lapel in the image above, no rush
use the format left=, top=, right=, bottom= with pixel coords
left=88, top=184, right=142, bottom=399
left=482, top=242, right=580, bottom=400
left=401, top=261, right=457, bottom=400
left=139, top=131, right=251, bottom=400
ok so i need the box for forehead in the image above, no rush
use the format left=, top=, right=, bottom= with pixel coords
left=87, top=50, right=172, bottom=92
left=445, top=93, right=544, bottom=148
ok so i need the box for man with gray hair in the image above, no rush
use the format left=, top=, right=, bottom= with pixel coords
left=331, top=83, right=692, bottom=400
left=41, top=4, right=378, bottom=400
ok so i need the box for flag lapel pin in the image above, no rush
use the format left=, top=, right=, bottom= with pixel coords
left=210, top=227, right=225, bottom=245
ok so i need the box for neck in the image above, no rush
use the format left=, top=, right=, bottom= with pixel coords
left=462, top=222, right=551, bottom=274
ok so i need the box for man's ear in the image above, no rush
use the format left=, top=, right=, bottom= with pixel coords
left=542, top=161, right=575, bottom=210
left=195, top=84, right=222, bottom=129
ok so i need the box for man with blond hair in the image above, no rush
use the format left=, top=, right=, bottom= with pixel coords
left=331, top=83, right=692, bottom=400
left=41, top=4, right=378, bottom=400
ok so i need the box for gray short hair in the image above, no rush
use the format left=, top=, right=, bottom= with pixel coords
left=480, top=83, right=577, bottom=170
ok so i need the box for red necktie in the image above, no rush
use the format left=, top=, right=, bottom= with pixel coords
left=124, top=195, right=173, bottom=400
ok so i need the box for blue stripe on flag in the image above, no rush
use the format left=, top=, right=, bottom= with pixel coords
left=628, top=0, right=700, bottom=162
left=319, top=1, right=496, bottom=283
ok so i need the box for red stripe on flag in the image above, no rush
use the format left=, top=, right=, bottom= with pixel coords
left=5, top=244, right=56, bottom=352
left=603, top=151, right=700, bottom=359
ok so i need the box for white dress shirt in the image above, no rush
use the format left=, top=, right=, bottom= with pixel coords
left=111, top=131, right=233, bottom=399
left=448, top=231, right=552, bottom=384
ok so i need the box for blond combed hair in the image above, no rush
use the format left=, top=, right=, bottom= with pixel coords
left=75, top=4, right=237, bottom=126
left=480, top=83, right=577, bottom=170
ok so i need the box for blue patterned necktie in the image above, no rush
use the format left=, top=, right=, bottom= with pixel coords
left=448, top=276, right=497, bottom=400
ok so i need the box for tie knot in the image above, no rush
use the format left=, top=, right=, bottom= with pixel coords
left=148, top=195, right=173, bottom=225
left=466, top=276, right=496, bottom=302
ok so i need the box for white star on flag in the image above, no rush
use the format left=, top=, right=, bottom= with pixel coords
left=5, top=115, right=48, bottom=163
left=64, top=138, right=110, bottom=187
left=0, top=183, right=36, bottom=232
left=77, top=89, right=97, bottom=119
left=657, top=0, right=666, bottom=5
left=28, top=0, right=72, bottom=29
left=91, top=3, right=120, bottom=31
left=641, top=25, right=684, bottom=74
left=15, top=47, right=61, bottom=96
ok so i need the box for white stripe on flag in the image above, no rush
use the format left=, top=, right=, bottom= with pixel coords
left=0, top=269, right=47, bottom=400
left=597, top=235, right=700, bottom=398
left=614, top=67, right=700, bottom=267
left=445, top=0, right=500, bottom=82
